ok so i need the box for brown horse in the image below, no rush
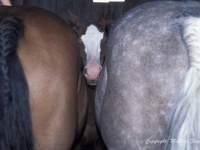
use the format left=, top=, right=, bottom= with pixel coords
left=69, top=6, right=112, bottom=150
left=0, top=6, right=87, bottom=150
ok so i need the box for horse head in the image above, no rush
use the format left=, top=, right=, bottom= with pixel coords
left=69, top=6, right=112, bottom=85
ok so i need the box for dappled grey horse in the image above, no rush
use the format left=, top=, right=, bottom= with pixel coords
left=95, top=1, right=200, bottom=150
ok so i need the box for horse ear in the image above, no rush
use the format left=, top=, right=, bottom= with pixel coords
left=68, top=10, right=83, bottom=34
left=98, top=5, right=112, bottom=30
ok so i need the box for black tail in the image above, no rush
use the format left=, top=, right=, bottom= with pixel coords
left=0, top=17, right=33, bottom=150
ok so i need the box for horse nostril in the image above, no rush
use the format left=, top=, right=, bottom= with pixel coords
left=99, top=66, right=102, bottom=70
left=83, top=67, right=87, bottom=75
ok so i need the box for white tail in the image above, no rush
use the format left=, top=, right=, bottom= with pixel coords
left=166, top=17, right=200, bottom=150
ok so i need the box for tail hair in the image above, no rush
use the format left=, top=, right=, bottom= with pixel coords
left=165, top=17, right=200, bottom=150
left=0, top=17, right=34, bottom=150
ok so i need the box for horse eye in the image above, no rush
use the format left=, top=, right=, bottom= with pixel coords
left=103, top=39, right=108, bottom=45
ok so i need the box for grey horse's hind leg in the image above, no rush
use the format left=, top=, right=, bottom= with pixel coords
left=95, top=65, right=108, bottom=126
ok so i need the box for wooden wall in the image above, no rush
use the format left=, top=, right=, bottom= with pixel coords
left=11, top=0, right=195, bottom=23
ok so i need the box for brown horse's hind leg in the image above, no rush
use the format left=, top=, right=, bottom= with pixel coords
left=75, top=73, right=88, bottom=141
left=74, top=85, right=107, bottom=150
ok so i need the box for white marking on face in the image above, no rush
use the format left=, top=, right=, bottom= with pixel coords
left=81, top=25, right=104, bottom=62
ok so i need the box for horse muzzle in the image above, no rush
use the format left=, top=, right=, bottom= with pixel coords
left=83, top=64, right=102, bottom=86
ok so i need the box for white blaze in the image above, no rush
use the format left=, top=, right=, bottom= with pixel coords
left=81, top=25, right=104, bottom=62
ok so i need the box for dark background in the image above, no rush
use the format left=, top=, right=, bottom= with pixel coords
left=11, top=0, right=195, bottom=23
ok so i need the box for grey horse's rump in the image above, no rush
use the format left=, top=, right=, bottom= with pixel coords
left=95, top=1, right=200, bottom=150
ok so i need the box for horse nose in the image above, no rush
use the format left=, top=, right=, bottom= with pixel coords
left=84, top=65, right=102, bottom=81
